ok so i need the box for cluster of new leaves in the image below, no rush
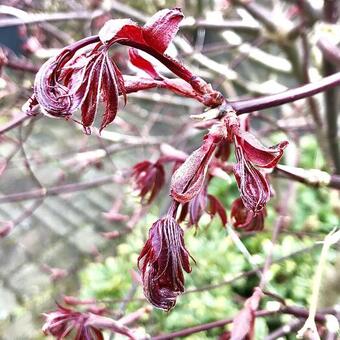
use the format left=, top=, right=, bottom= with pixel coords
left=132, top=111, right=287, bottom=310
left=24, top=6, right=289, bottom=334
left=23, top=8, right=222, bottom=134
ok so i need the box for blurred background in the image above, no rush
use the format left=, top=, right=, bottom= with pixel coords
left=0, top=0, right=339, bottom=339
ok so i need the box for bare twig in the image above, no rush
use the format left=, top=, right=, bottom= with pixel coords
left=230, top=71, right=340, bottom=114
left=0, top=112, right=40, bottom=136
left=322, top=0, right=340, bottom=173
left=0, top=174, right=123, bottom=204
left=151, top=305, right=339, bottom=340
left=318, top=38, right=340, bottom=67
left=0, top=9, right=101, bottom=28
left=275, top=164, right=340, bottom=190
left=151, top=310, right=274, bottom=340
left=299, top=27, right=330, bottom=165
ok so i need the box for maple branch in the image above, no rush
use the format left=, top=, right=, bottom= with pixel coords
left=229, top=71, right=340, bottom=114
left=274, top=164, right=340, bottom=190
left=151, top=306, right=338, bottom=340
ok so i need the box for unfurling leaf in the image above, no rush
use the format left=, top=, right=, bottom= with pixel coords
left=230, top=288, right=262, bottom=340
left=143, top=8, right=184, bottom=53
left=138, top=216, right=192, bottom=311
left=170, top=133, right=221, bottom=203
